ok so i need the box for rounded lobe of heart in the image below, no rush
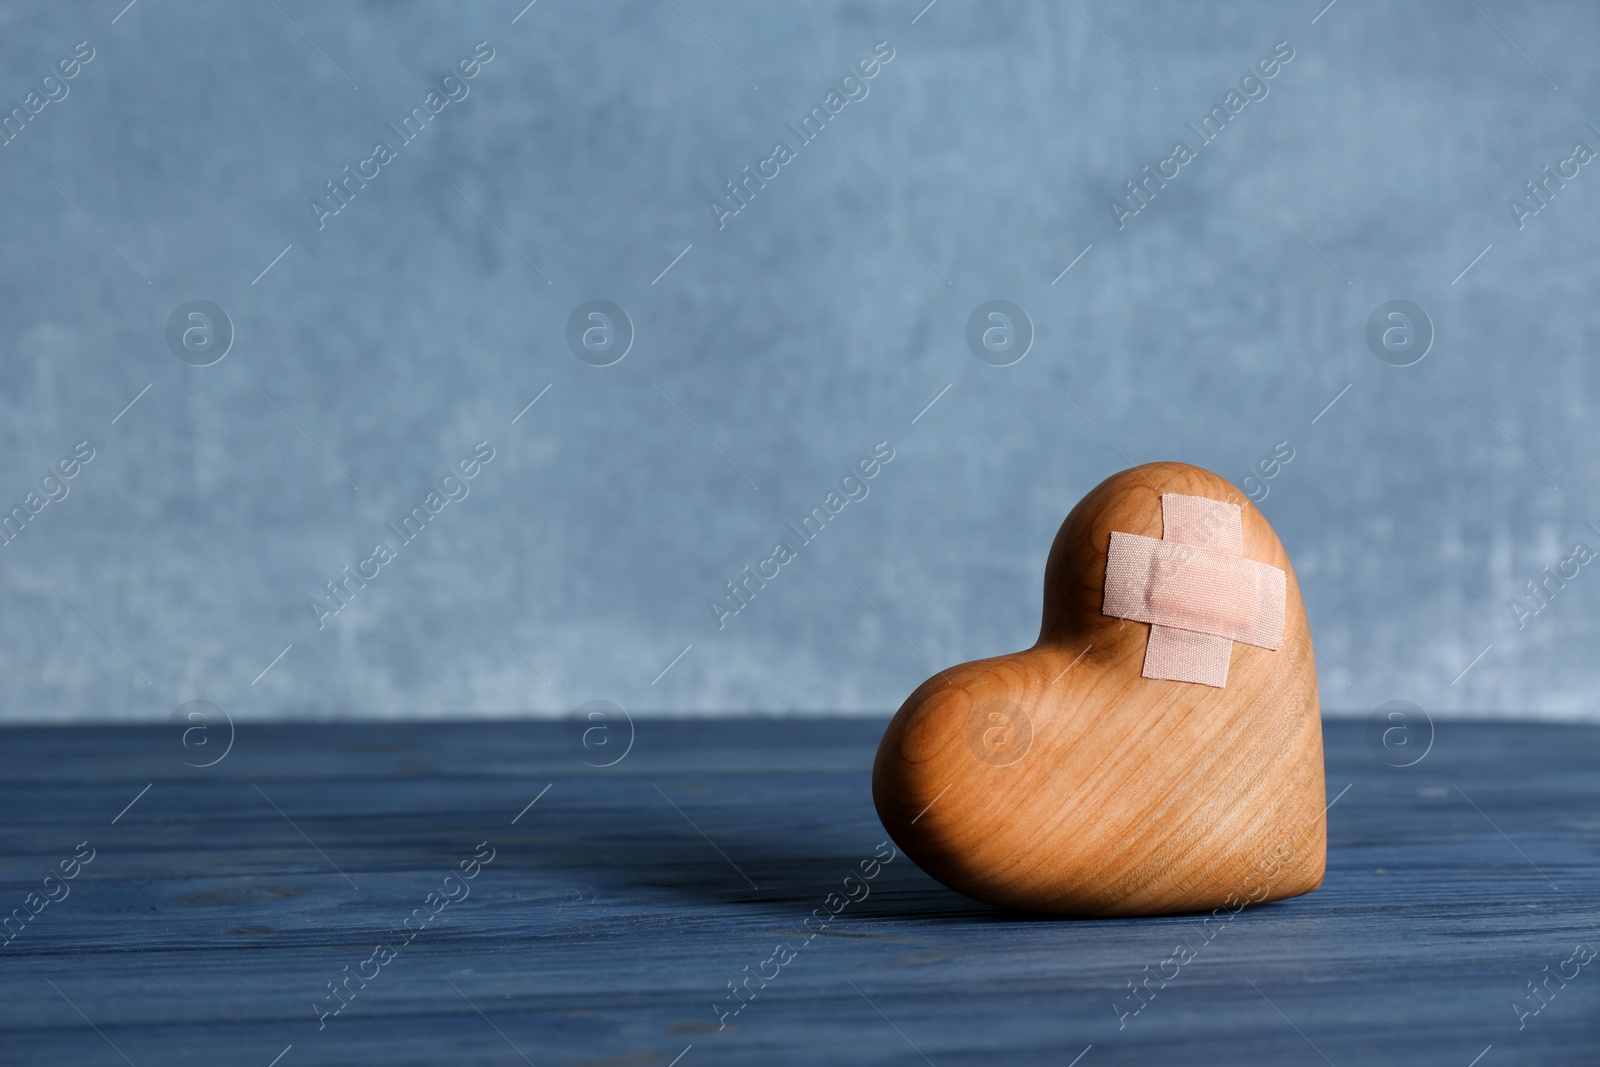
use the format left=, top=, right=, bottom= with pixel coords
left=872, top=462, right=1325, bottom=916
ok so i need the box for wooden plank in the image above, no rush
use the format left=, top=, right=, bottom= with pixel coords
left=0, top=719, right=1595, bottom=1065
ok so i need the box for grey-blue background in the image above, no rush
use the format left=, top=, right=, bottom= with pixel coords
left=1, top=0, right=1595, bottom=722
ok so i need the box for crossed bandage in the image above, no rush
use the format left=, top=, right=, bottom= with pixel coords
left=1102, top=492, right=1287, bottom=688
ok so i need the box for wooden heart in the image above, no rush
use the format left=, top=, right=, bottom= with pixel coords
left=872, top=462, right=1325, bottom=915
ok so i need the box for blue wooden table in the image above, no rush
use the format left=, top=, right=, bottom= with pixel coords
left=1, top=719, right=1595, bottom=1066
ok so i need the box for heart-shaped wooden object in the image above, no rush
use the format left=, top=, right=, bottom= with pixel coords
left=872, top=462, right=1325, bottom=915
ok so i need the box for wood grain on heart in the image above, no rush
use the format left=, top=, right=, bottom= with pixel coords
left=872, top=461, right=1325, bottom=916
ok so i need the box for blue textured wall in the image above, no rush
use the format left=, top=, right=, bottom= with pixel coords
left=1, top=0, right=1596, bottom=722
